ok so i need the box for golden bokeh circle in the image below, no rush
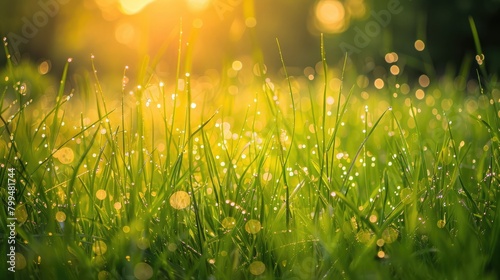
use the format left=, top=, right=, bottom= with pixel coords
left=245, top=219, right=261, bottom=234
left=222, top=217, right=236, bottom=229
left=54, top=147, right=75, bottom=164
left=92, top=240, right=108, bottom=255
left=249, top=261, right=266, bottom=275
left=55, top=211, right=67, bottom=222
left=169, top=191, right=191, bottom=210
left=134, top=262, right=154, bottom=280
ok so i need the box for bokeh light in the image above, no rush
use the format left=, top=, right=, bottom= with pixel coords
left=38, top=60, right=51, bottom=75
left=92, top=240, right=108, bottom=255
left=419, top=75, right=430, bottom=87
left=222, top=217, right=236, bottom=229
left=169, top=191, right=191, bottom=210
left=415, top=89, right=425, bottom=100
left=53, top=147, right=75, bottom=164
left=134, top=262, right=154, bottom=280
left=15, top=204, right=28, bottom=224
left=98, top=271, right=110, bottom=280
left=15, top=253, right=27, bottom=270
left=314, top=0, right=347, bottom=33
left=374, top=78, right=385, bottom=89
left=414, top=40, right=426, bottom=51
left=186, top=0, right=211, bottom=12
left=356, top=229, right=372, bottom=243
left=245, top=219, right=261, bottom=234
left=55, top=211, right=67, bottom=222
left=390, top=65, right=400, bottom=75
left=345, top=0, right=366, bottom=18
left=249, top=261, right=266, bottom=275
left=385, top=52, right=399, bottom=63
left=118, top=0, right=156, bottom=15
left=96, top=189, right=107, bottom=200
left=381, top=227, right=398, bottom=243
left=115, top=22, right=137, bottom=46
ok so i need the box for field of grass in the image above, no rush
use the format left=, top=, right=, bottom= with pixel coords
left=1, top=27, right=500, bottom=280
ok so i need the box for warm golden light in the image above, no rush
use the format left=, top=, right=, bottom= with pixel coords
left=170, top=191, right=191, bottom=210
left=245, top=17, right=257, bottom=28
left=390, top=65, right=400, bottom=75
left=96, top=189, right=107, bottom=200
left=187, top=0, right=211, bottom=12
left=119, top=0, right=156, bottom=15
left=345, top=0, right=366, bottom=18
left=53, top=147, right=75, bottom=164
left=55, top=211, right=67, bottom=222
left=385, top=52, right=399, bottom=63
left=374, top=78, right=385, bottom=89
left=377, top=250, right=385, bottom=258
left=415, top=89, right=425, bottom=100
left=115, top=22, right=137, bottom=46
left=38, top=60, right=51, bottom=75
left=315, top=0, right=347, bottom=33
left=418, top=74, right=430, bottom=87
left=414, top=39, right=425, bottom=51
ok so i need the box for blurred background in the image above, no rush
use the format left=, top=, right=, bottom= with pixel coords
left=1, top=0, right=499, bottom=86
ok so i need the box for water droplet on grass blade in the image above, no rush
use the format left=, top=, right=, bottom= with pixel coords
left=437, top=219, right=446, bottom=228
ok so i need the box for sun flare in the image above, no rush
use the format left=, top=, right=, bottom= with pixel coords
left=118, top=0, right=157, bottom=15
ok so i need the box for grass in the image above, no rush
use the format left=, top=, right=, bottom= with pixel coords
left=1, top=26, right=500, bottom=280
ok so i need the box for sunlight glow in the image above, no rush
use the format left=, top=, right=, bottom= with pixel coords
left=119, top=0, right=156, bottom=15
left=187, top=0, right=211, bottom=12
left=315, top=0, right=347, bottom=33
left=170, top=191, right=191, bottom=210
left=345, top=0, right=366, bottom=18
left=115, top=22, right=136, bottom=45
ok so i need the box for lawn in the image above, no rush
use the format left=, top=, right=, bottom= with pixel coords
left=1, top=11, right=500, bottom=280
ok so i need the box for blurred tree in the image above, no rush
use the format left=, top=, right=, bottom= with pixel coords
left=1, top=0, right=499, bottom=77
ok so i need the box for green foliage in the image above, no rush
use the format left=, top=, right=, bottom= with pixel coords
left=1, top=32, right=499, bottom=280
